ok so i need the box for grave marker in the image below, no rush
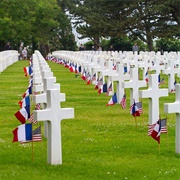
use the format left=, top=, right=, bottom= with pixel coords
left=122, top=67, right=146, bottom=105
left=34, top=88, right=74, bottom=165
left=139, top=74, right=168, bottom=124
left=164, top=84, right=180, bottom=153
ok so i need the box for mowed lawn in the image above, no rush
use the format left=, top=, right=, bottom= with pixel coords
left=0, top=59, right=180, bottom=180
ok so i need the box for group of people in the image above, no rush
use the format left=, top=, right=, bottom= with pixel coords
left=79, top=43, right=139, bottom=53
left=18, top=44, right=28, bottom=60
left=4, top=42, right=28, bottom=60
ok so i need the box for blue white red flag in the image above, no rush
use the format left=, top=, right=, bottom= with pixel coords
left=18, top=95, right=30, bottom=108
left=106, top=93, right=117, bottom=106
left=145, top=71, right=148, bottom=83
left=12, top=123, right=32, bottom=143
left=22, top=86, right=32, bottom=98
left=98, top=83, right=107, bottom=95
left=149, top=118, right=167, bottom=144
left=130, top=101, right=141, bottom=117
left=171, top=80, right=176, bottom=93
left=14, top=105, right=30, bottom=124
left=23, top=66, right=33, bottom=77
left=150, top=123, right=160, bottom=144
left=81, top=71, right=86, bottom=81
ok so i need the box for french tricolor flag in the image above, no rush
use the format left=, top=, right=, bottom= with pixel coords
left=23, top=66, right=33, bottom=77
left=12, top=123, right=32, bottom=143
left=14, top=105, right=30, bottom=124
left=18, top=95, right=30, bottom=108
left=106, top=93, right=117, bottom=106
left=22, top=86, right=32, bottom=98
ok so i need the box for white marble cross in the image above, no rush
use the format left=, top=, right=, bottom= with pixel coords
left=33, top=88, right=74, bottom=165
left=164, top=84, right=180, bottom=154
left=33, top=77, right=65, bottom=138
left=122, top=67, right=146, bottom=105
left=139, top=74, right=168, bottom=124
left=111, top=63, right=130, bottom=103
left=101, top=60, right=117, bottom=96
left=162, top=60, right=180, bottom=92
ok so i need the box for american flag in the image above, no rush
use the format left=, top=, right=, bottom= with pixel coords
left=148, top=123, right=156, bottom=136
left=35, top=103, right=41, bottom=110
left=32, top=126, right=42, bottom=142
left=92, top=73, right=96, bottom=81
left=130, top=101, right=143, bottom=114
left=97, top=77, right=103, bottom=86
left=159, top=118, right=167, bottom=133
left=120, top=94, right=126, bottom=109
left=148, top=118, right=167, bottom=136
left=136, top=102, right=143, bottom=114
left=27, top=113, right=37, bottom=124
left=106, top=83, right=112, bottom=95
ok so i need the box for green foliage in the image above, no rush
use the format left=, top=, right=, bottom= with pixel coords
left=65, top=0, right=180, bottom=51
left=0, top=60, right=180, bottom=179
left=156, top=38, right=180, bottom=52
left=0, top=0, right=76, bottom=52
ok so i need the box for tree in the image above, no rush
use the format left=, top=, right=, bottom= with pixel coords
left=65, top=0, right=179, bottom=51
left=0, top=0, right=76, bottom=54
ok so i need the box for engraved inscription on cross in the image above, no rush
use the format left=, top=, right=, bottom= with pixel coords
left=111, top=63, right=130, bottom=103
left=164, top=84, right=180, bottom=154
left=139, top=74, right=168, bottom=124
left=33, top=88, right=74, bottom=165
left=122, top=67, right=146, bottom=105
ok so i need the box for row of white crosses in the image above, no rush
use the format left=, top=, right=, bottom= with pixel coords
left=32, top=50, right=74, bottom=165
left=51, top=50, right=180, bottom=154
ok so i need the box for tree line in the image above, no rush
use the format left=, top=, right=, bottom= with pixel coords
left=0, top=0, right=179, bottom=55
left=65, top=0, right=179, bottom=51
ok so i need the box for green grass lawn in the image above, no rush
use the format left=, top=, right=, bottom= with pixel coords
left=0, top=60, right=180, bottom=180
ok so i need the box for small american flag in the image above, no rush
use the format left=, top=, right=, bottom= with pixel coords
left=35, top=103, right=41, bottom=110
left=106, top=83, right=112, bottom=95
left=159, top=118, right=167, bottom=133
left=120, top=94, right=126, bottom=109
left=136, top=102, right=143, bottom=114
left=28, top=113, right=37, bottom=124
left=32, top=126, right=42, bottom=142
left=130, top=101, right=143, bottom=114
left=148, top=123, right=156, bottom=136
left=148, top=118, right=167, bottom=136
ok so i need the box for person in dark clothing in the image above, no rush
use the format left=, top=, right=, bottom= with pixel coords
left=108, top=45, right=114, bottom=51
left=4, top=42, right=11, bottom=50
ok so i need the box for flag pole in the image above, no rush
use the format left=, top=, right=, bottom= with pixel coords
left=166, top=114, right=169, bottom=151
left=140, top=98, right=144, bottom=125
left=134, top=115, right=137, bottom=128
left=32, top=123, right=34, bottom=162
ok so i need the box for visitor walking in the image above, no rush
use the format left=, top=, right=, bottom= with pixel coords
left=22, top=47, right=27, bottom=60
left=18, top=44, right=23, bottom=60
